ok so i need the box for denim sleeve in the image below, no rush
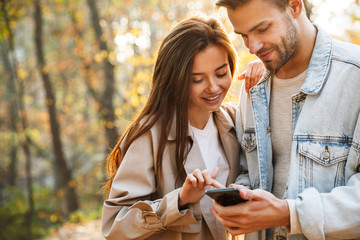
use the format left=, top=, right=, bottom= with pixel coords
left=296, top=112, right=360, bottom=240
left=234, top=84, right=251, bottom=187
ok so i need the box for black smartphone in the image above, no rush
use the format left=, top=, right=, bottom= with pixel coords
left=205, top=187, right=247, bottom=206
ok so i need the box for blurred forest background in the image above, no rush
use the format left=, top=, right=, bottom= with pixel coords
left=0, top=0, right=359, bottom=239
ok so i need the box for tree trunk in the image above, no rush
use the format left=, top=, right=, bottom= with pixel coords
left=33, top=0, right=78, bottom=214
left=0, top=40, right=18, bottom=187
left=86, top=0, right=118, bottom=150
left=1, top=1, right=34, bottom=235
left=1, top=0, right=19, bottom=187
left=18, top=77, right=34, bottom=240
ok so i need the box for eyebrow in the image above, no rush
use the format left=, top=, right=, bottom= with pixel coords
left=234, top=20, right=268, bottom=35
left=192, top=63, right=228, bottom=75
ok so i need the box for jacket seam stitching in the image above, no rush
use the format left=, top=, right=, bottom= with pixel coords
left=331, top=55, right=360, bottom=68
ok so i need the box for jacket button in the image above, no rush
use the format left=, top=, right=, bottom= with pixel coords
left=323, top=150, right=330, bottom=160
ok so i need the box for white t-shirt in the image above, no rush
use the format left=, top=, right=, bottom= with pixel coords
left=190, top=115, right=229, bottom=187
left=268, top=70, right=307, bottom=237
left=270, top=70, right=307, bottom=198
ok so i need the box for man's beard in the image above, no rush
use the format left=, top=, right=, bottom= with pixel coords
left=260, top=15, right=299, bottom=71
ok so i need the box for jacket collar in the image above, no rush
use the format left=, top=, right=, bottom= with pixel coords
left=254, top=25, right=333, bottom=96
left=300, top=24, right=332, bottom=95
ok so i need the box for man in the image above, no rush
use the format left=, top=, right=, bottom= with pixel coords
left=211, top=0, right=360, bottom=239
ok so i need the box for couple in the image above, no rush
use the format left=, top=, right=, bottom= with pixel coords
left=102, top=0, right=360, bottom=239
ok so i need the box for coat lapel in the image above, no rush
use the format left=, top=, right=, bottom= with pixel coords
left=215, top=108, right=241, bottom=186
left=183, top=110, right=240, bottom=240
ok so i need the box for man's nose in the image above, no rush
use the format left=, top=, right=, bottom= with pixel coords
left=248, top=38, right=264, bottom=55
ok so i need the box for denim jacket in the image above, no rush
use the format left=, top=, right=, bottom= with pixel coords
left=235, top=26, right=360, bottom=240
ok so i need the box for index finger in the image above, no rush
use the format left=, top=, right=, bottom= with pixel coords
left=202, top=170, right=225, bottom=188
left=211, top=179, right=225, bottom=189
left=238, top=71, right=245, bottom=81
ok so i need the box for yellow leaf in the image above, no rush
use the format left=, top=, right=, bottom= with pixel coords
left=17, top=68, right=28, bottom=80
left=75, top=10, right=84, bottom=21
left=115, top=108, right=122, bottom=116
left=42, top=65, right=49, bottom=74
left=106, top=121, right=114, bottom=129
left=94, top=53, right=103, bottom=62
left=50, top=214, right=58, bottom=223
left=131, top=28, right=141, bottom=38
left=109, top=52, right=117, bottom=62
left=43, top=6, right=51, bottom=14
left=101, top=50, right=108, bottom=58
left=113, top=29, right=119, bottom=37
left=131, top=97, right=140, bottom=108
left=124, top=91, right=131, bottom=99
left=68, top=180, right=77, bottom=188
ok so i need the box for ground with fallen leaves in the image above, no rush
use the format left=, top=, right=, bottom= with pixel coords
left=39, top=218, right=244, bottom=240
left=40, top=219, right=104, bottom=240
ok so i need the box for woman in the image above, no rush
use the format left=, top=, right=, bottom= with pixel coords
left=102, top=16, right=263, bottom=240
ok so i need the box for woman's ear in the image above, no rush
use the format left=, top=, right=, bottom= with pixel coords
left=288, top=0, right=303, bottom=18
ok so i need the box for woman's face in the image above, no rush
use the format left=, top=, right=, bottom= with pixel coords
left=188, top=44, right=232, bottom=124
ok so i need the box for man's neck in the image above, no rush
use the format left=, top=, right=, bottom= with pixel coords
left=276, top=22, right=317, bottom=79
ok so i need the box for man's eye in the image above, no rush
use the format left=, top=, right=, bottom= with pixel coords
left=258, top=26, right=269, bottom=33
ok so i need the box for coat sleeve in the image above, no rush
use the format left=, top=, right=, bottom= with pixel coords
left=296, top=112, right=360, bottom=240
left=101, top=131, right=201, bottom=240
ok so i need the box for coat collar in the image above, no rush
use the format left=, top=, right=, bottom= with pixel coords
left=167, top=107, right=235, bottom=141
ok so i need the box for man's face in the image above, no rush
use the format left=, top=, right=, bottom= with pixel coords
left=227, top=0, right=299, bottom=71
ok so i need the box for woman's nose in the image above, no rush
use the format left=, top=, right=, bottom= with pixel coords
left=207, top=77, right=220, bottom=92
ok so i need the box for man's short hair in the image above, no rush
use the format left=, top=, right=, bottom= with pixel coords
left=216, top=0, right=289, bottom=11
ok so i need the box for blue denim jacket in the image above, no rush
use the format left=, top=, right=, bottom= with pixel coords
left=236, top=26, right=360, bottom=240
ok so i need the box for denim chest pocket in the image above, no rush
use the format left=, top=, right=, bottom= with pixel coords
left=241, top=131, right=257, bottom=152
left=299, top=141, right=350, bottom=166
left=298, top=141, right=350, bottom=192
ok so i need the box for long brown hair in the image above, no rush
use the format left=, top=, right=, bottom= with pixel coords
left=104, top=16, right=237, bottom=197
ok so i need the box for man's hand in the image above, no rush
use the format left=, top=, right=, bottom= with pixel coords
left=238, top=60, right=265, bottom=93
left=210, top=184, right=290, bottom=236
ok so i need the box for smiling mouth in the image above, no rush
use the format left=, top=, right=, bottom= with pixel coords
left=203, top=94, right=221, bottom=101
left=257, top=49, right=274, bottom=61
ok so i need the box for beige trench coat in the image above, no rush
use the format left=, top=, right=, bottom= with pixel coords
left=102, top=104, right=241, bottom=240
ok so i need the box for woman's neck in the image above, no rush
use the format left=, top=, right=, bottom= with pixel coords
left=189, top=112, right=212, bottom=130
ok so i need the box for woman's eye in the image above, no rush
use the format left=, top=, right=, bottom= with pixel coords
left=217, top=72, right=227, bottom=77
left=192, top=78, right=203, bottom=83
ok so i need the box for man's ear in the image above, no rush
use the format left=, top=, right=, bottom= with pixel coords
left=288, top=0, right=303, bottom=18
